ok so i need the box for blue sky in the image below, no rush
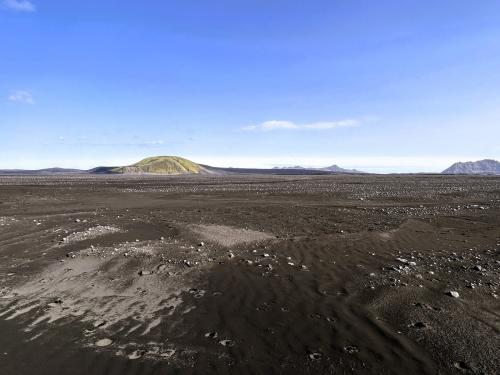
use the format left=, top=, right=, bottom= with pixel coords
left=1, top=0, right=499, bottom=172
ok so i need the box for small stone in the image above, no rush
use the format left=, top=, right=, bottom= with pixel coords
left=219, top=339, right=234, bottom=347
left=446, top=291, right=460, bottom=298
left=139, top=270, right=152, bottom=276
left=454, top=361, right=471, bottom=371
left=128, top=350, right=146, bottom=359
left=160, top=349, right=175, bottom=358
left=204, top=331, right=218, bottom=339
left=157, top=264, right=167, bottom=272
left=472, top=265, right=484, bottom=271
left=95, top=338, right=113, bottom=347
left=309, top=352, right=322, bottom=360
left=343, top=345, right=359, bottom=354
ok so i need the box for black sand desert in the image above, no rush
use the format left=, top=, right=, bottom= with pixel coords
left=0, top=174, right=498, bottom=374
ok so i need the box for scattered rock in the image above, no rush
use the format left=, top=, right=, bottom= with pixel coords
left=128, top=349, right=146, bottom=359
left=204, top=331, right=218, bottom=339
left=344, top=345, right=359, bottom=354
left=95, top=338, right=113, bottom=347
left=446, top=291, right=460, bottom=298
left=454, top=361, right=472, bottom=371
left=157, top=264, right=167, bottom=272
left=219, top=339, right=234, bottom=347
left=160, top=349, right=175, bottom=358
left=309, top=352, right=322, bottom=360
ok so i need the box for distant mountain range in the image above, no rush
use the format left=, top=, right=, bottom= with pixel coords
left=272, top=165, right=363, bottom=173
left=0, top=156, right=361, bottom=176
left=442, top=159, right=500, bottom=175
left=2, top=157, right=499, bottom=176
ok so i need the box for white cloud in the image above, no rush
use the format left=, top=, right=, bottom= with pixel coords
left=2, top=0, right=36, bottom=12
left=8, top=90, right=34, bottom=104
left=243, top=118, right=362, bottom=131
left=242, top=121, right=298, bottom=131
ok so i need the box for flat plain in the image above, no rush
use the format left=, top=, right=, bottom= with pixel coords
left=0, top=174, right=498, bottom=375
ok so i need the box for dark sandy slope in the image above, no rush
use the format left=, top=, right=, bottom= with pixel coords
left=0, top=175, right=498, bottom=374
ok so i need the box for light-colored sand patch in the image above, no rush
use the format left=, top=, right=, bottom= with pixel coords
left=62, top=225, right=123, bottom=244
left=189, top=224, right=274, bottom=247
left=0, top=238, right=209, bottom=347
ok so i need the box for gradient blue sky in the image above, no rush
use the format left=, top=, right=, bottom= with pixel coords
left=1, top=0, right=499, bottom=172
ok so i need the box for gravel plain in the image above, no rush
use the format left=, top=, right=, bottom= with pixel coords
left=0, top=174, right=499, bottom=374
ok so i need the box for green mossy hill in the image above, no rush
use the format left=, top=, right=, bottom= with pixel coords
left=113, top=156, right=205, bottom=175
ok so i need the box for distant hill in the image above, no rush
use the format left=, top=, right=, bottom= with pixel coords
left=319, top=165, right=363, bottom=173
left=0, top=168, right=84, bottom=175
left=112, top=156, right=208, bottom=175
left=272, top=166, right=305, bottom=170
left=442, top=159, right=500, bottom=175
left=272, top=164, right=364, bottom=174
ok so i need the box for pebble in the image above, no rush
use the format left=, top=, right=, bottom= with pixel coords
left=95, top=338, right=113, bottom=347
left=219, top=339, right=234, bottom=347
left=309, top=352, right=322, bottom=360
left=157, top=264, right=167, bottom=272
left=344, top=345, right=359, bottom=354
left=160, top=349, right=175, bottom=358
left=446, top=291, right=460, bottom=298
left=128, top=349, right=146, bottom=359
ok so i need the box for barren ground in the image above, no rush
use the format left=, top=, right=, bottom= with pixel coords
left=0, top=174, right=498, bottom=374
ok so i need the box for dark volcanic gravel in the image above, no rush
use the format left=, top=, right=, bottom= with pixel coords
left=0, top=174, right=499, bottom=375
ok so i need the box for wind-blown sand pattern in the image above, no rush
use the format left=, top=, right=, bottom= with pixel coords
left=188, top=224, right=275, bottom=247
left=0, top=175, right=499, bottom=374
